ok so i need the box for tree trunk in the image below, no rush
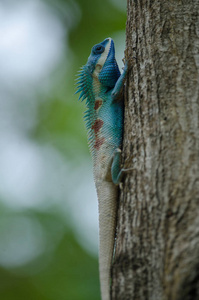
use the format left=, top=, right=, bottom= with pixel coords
left=112, top=1, right=199, bottom=299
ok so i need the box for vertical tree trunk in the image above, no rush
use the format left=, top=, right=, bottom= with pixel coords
left=112, top=1, right=199, bottom=299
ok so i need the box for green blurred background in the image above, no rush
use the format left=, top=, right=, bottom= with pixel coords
left=0, top=0, right=126, bottom=299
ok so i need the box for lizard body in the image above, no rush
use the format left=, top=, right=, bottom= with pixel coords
left=76, top=38, right=127, bottom=300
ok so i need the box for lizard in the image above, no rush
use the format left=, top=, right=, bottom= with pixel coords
left=76, top=37, right=128, bottom=300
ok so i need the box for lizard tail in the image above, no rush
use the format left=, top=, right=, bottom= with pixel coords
left=97, top=182, right=118, bottom=300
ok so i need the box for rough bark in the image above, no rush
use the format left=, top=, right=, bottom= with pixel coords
left=112, top=1, right=199, bottom=299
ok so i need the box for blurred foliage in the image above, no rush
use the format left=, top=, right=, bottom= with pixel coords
left=0, top=226, right=100, bottom=300
left=0, top=0, right=126, bottom=299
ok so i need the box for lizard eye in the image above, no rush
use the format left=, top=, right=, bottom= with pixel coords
left=92, top=45, right=105, bottom=55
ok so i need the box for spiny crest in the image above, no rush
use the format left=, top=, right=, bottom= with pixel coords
left=76, top=65, right=96, bottom=145
left=86, top=126, right=96, bottom=156
left=83, top=100, right=95, bottom=132
left=75, top=66, right=90, bottom=102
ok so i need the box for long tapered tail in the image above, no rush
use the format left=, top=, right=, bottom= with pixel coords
left=97, top=181, right=118, bottom=300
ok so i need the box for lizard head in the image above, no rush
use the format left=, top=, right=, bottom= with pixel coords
left=87, top=38, right=121, bottom=88
left=76, top=38, right=120, bottom=103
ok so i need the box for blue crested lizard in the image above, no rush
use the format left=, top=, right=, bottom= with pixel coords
left=76, top=38, right=128, bottom=300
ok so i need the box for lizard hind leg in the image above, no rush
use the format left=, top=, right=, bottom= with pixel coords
left=111, top=148, right=123, bottom=185
left=111, top=148, right=134, bottom=185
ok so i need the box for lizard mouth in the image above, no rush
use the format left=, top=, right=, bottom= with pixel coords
left=106, top=38, right=114, bottom=57
left=105, top=38, right=115, bottom=62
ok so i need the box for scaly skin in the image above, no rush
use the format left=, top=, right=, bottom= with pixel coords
left=76, top=38, right=127, bottom=300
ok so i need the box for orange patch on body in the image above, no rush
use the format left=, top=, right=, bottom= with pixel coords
left=91, top=119, right=104, bottom=134
left=94, top=137, right=105, bottom=150
left=94, top=99, right=103, bottom=110
left=91, top=117, right=104, bottom=151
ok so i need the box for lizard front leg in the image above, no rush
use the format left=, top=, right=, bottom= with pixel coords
left=111, top=61, right=128, bottom=102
